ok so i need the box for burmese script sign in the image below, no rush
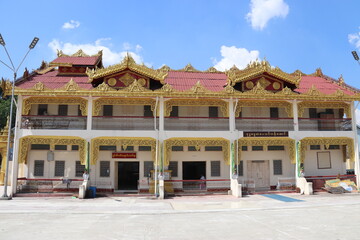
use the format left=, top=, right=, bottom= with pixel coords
left=244, top=132, right=289, bottom=137
left=112, top=152, right=137, bottom=158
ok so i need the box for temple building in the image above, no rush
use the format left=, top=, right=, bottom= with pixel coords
left=0, top=49, right=359, bottom=195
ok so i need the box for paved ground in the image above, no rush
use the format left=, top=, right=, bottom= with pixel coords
left=1, top=192, right=360, bottom=239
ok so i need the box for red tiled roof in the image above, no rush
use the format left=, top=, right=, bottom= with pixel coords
left=165, top=71, right=227, bottom=91
left=296, top=76, right=355, bottom=95
left=16, top=70, right=92, bottom=90
left=50, top=56, right=100, bottom=66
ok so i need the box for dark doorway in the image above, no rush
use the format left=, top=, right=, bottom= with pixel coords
left=118, top=162, right=139, bottom=190
left=182, top=161, right=206, bottom=190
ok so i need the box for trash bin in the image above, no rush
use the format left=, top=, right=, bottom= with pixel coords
left=89, top=186, right=97, bottom=198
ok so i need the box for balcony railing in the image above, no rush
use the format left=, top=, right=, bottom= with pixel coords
left=21, top=116, right=87, bottom=130
left=92, top=116, right=158, bottom=130
left=235, top=117, right=294, bottom=131
left=164, top=117, right=229, bottom=131
left=298, top=118, right=352, bottom=131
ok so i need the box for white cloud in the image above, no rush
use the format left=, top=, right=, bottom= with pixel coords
left=349, top=28, right=360, bottom=49
left=48, top=38, right=145, bottom=66
left=213, top=46, right=260, bottom=71
left=62, top=20, right=81, bottom=29
left=246, top=0, right=289, bottom=30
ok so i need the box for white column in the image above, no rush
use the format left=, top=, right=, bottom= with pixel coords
left=351, top=102, right=360, bottom=186
left=292, top=100, right=299, bottom=132
left=159, top=97, right=164, bottom=132
left=11, top=95, right=23, bottom=195
left=229, top=98, right=235, bottom=132
left=86, top=96, right=93, bottom=131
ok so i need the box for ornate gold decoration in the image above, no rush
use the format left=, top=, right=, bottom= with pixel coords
left=179, top=64, right=200, bottom=72
left=92, top=98, right=157, bottom=116
left=164, top=138, right=230, bottom=165
left=245, top=81, right=254, bottom=89
left=338, top=75, right=344, bottom=85
left=157, top=83, right=176, bottom=93
left=259, top=77, right=271, bottom=88
left=246, top=82, right=272, bottom=95
left=18, top=136, right=87, bottom=164
left=277, top=87, right=296, bottom=95
left=94, top=82, right=116, bottom=92
left=119, top=72, right=135, bottom=86
left=297, top=101, right=351, bottom=117
left=164, top=99, right=229, bottom=117
left=206, top=67, right=222, bottom=73
left=57, top=78, right=80, bottom=91
left=57, top=49, right=102, bottom=58
left=91, top=137, right=156, bottom=165
left=238, top=137, right=296, bottom=163
left=305, top=85, right=322, bottom=96
left=119, top=79, right=152, bottom=93
left=86, top=54, right=167, bottom=83
left=299, top=137, right=354, bottom=162
left=22, top=97, right=88, bottom=116
left=235, top=100, right=293, bottom=117
left=273, top=82, right=281, bottom=90
left=226, top=59, right=301, bottom=87
left=108, top=78, right=117, bottom=87
left=189, top=81, right=211, bottom=94
left=32, top=82, right=46, bottom=91
left=138, top=78, right=146, bottom=86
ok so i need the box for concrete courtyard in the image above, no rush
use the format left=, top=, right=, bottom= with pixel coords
left=0, top=193, right=360, bottom=239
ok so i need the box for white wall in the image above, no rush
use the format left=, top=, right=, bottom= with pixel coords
left=239, top=146, right=295, bottom=186
left=303, top=146, right=346, bottom=176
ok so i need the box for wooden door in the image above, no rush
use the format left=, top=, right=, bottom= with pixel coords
left=247, top=160, right=270, bottom=189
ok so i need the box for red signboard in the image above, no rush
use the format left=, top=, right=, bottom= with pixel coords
left=112, top=152, right=137, bottom=158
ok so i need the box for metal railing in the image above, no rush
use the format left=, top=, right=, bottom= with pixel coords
left=164, top=117, right=229, bottom=131
left=235, top=117, right=294, bottom=131
left=166, top=179, right=230, bottom=191
left=17, top=177, right=83, bottom=193
left=92, top=116, right=158, bottom=130
left=21, top=116, right=87, bottom=130
left=298, top=118, right=352, bottom=131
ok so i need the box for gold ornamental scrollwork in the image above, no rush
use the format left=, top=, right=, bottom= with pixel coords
left=92, top=98, right=158, bottom=116
left=237, top=137, right=296, bottom=163
left=22, top=97, right=88, bottom=116
left=297, top=101, right=351, bottom=117
left=91, top=137, right=156, bottom=165
left=18, top=136, right=87, bottom=164
left=164, top=99, right=229, bottom=117
left=299, top=137, right=354, bottom=163
left=164, top=138, right=230, bottom=166
left=235, top=100, right=293, bottom=118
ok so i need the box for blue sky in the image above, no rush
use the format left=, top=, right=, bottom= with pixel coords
left=1, top=0, right=360, bottom=90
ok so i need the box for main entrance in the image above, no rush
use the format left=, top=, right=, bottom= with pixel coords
left=246, top=160, right=270, bottom=190
left=118, top=162, right=139, bottom=190
left=182, top=161, right=206, bottom=190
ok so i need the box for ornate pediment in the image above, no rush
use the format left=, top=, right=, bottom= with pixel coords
left=86, top=54, right=167, bottom=83
left=226, top=59, right=300, bottom=91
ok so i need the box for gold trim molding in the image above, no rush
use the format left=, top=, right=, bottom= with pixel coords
left=92, top=98, right=157, bottom=116
left=299, top=137, right=354, bottom=163
left=235, top=100, right=293, bottom=117
left=22, top=97, right=88, bottom=116
left=91, top=137, right=156, bottom=165
left=164, top=99, right=229, bottom=117
left=297, top=101, right=351, bottom=118
left=164, top=138, right=230, bottom=166
left=86, top=54, right=167, bottom=83
left=238, top=137, right=296, bottom=164
left=18, top=136, right=87, bottom=164
left=226, top=59, right=301, bottom=87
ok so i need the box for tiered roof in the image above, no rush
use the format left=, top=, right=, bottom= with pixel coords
left=2, top=50, right=359, bottom=101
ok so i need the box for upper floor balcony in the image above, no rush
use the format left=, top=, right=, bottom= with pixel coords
left=298, top=118, right=352, bottom=131
left=164, top=116, right=229, bottom=131
left=92, top=116, right=158, bottom=130
left=21, top=115, right=87, bottom=130
left=235, top=117, right=294, bottom=131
